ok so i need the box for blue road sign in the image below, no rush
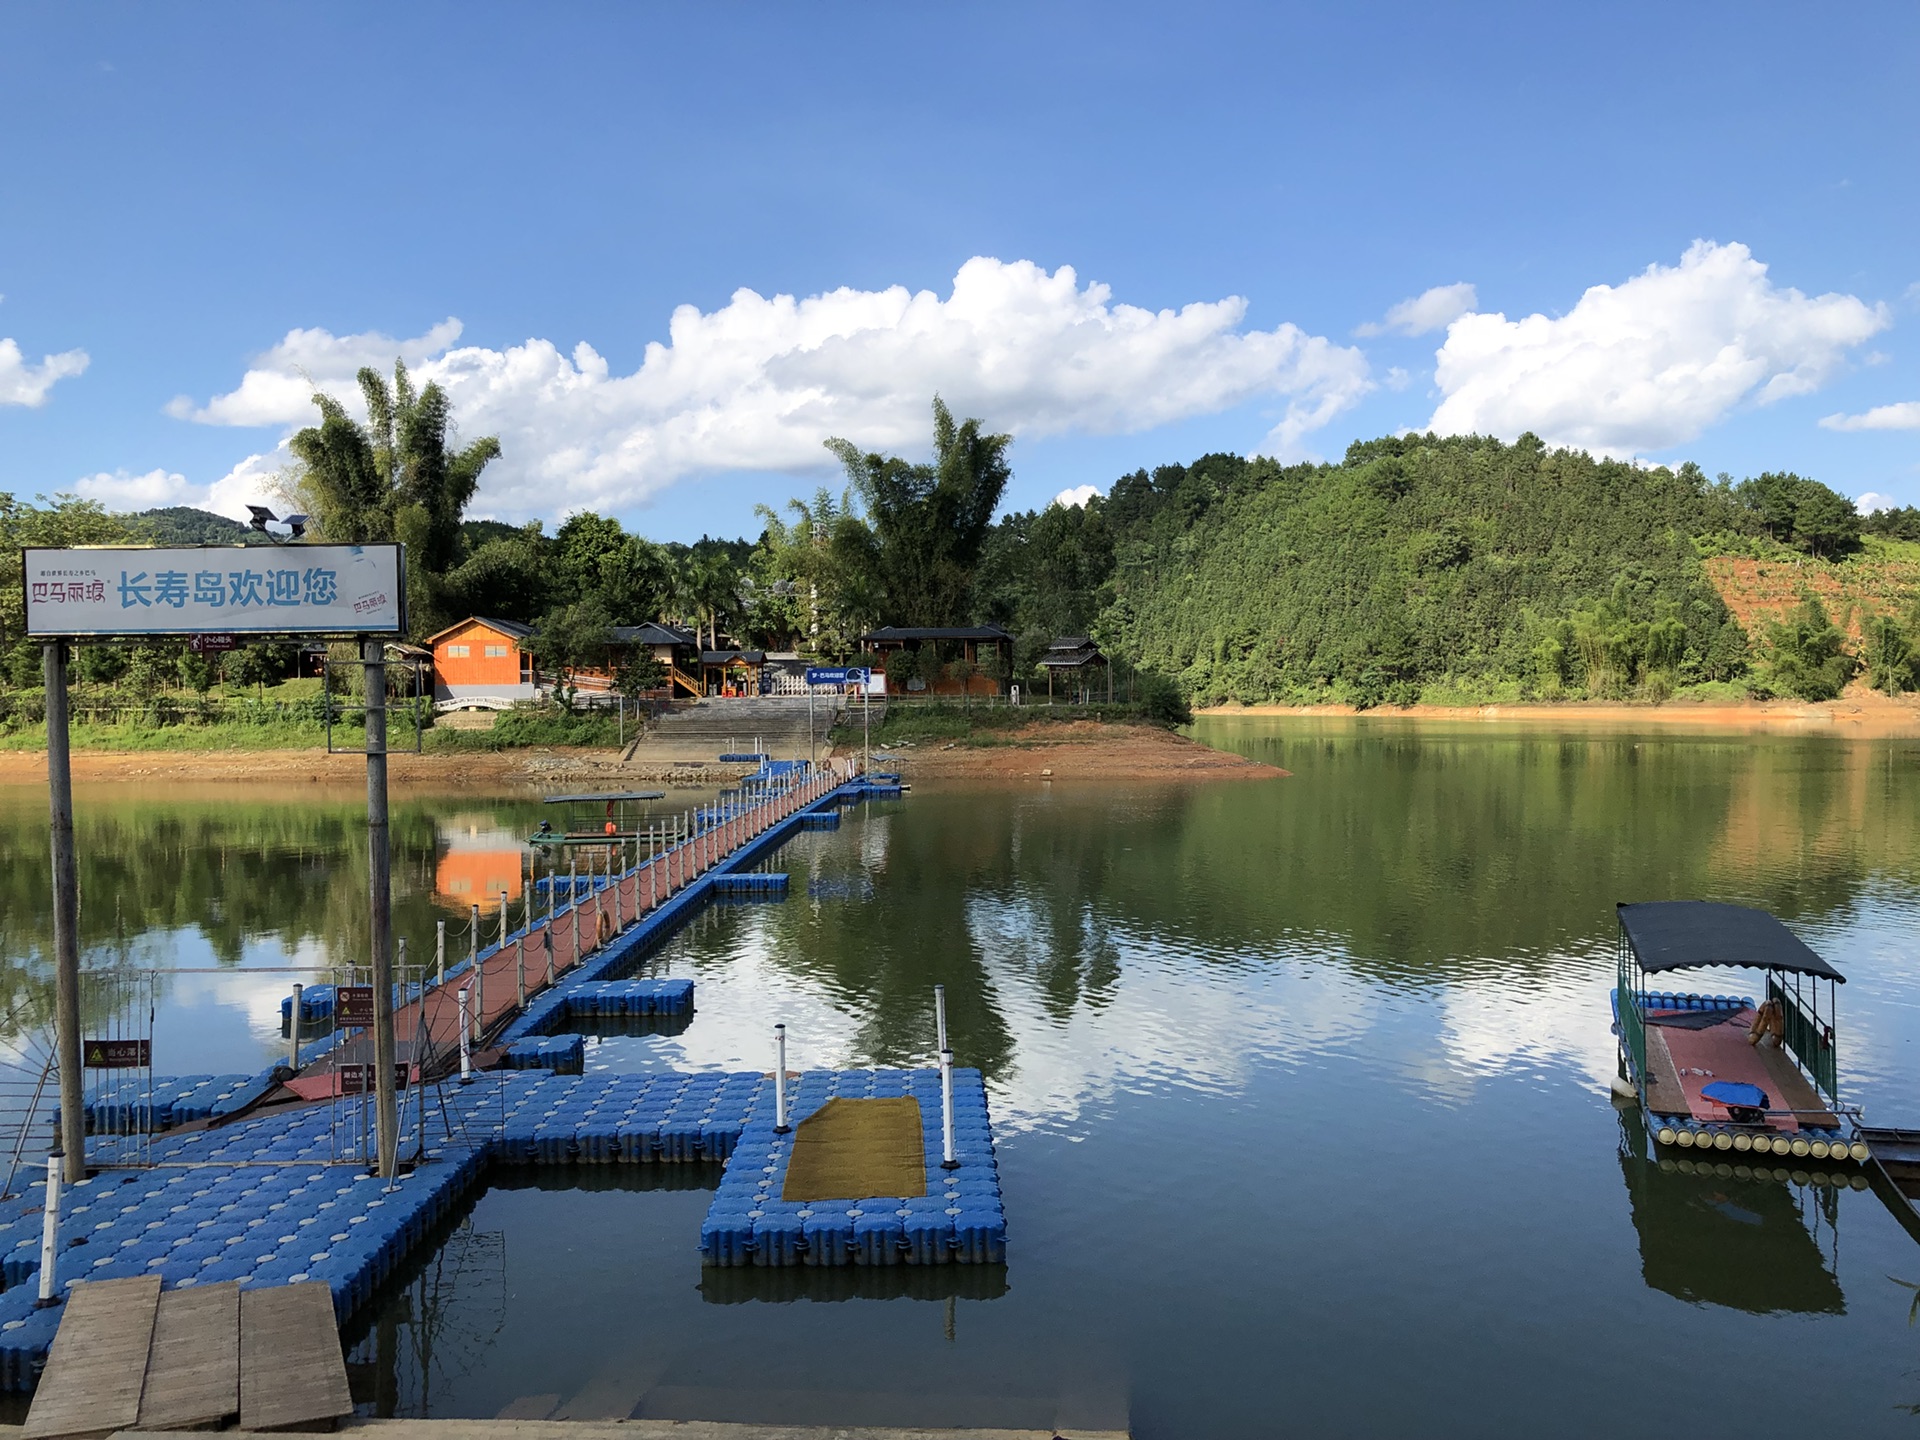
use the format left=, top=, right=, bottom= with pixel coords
left=805, top=666, right=869, bottom=685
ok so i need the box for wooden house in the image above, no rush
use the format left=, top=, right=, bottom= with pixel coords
left=859, top=625, right=1013, bottom=696
left=427, top=617, right=537, bottom=709
left=1038, top=636, right=1112, bottom=702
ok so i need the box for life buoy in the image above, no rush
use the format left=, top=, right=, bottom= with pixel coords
left=598, top=909, right=615, bottom=943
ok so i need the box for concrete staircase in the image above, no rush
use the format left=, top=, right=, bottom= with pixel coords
left=620, top=696, right=842, bottom=766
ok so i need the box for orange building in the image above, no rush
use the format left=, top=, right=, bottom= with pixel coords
left=428, top=617, right=538, bottom=708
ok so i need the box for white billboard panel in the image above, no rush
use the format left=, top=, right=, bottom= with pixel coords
left=22, top=544, right=406, bottom=637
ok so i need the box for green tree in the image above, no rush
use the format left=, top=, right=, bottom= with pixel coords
left=826, top=397, right=1012, bottom=626
left=749, top=488, right=880, bottom=654
left=1765, top=596, right=1854, bottom=700
left=1733, top=472, right=1861, bottom=559
left=614, top=650, right=666, bottom=695
left=529, top=598, right=614, bottom=709
left=948, top=654, right=976, bottom=711
left=914, top=643, right=946, bottom=691
left=441, top=523, right=551, bottom=624
left=1861, top=612, right=1913, bottom=695
left=287, top=361, right=501, bottom=635
left=0, top=493, right=141, bottom=682
left=679, top=549, right=742, bottom=651
left=882, top=649, right=917, bottom=693
left=553, top=512, right=671, bottom=624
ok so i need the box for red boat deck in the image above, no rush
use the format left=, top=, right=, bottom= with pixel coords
left=1643, top=1006, right=1834, bottom=1130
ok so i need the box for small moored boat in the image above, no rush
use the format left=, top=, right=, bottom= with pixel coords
left=1610, top=901, right=1867, bottom=1165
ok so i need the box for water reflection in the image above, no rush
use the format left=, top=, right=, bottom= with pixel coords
left=1616, top=1107, right=1846, bottom=1315
left=4, top=726, right=1920, bottom=1433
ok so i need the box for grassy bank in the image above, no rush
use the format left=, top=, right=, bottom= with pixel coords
left=0, top=704, right=628, bottom=754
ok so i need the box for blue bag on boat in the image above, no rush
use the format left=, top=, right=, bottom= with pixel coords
left=1701, top=1080, right=1767, bottom=1109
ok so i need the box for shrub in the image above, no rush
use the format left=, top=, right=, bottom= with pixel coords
left=1765, top=597, right=1854, bottom=700
left=1135, top=670, right=1192, bottom=726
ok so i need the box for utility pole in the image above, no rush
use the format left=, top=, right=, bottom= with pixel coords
left=364, top=638, right=399, bottom=1179
left=44, top=643, right=84, bottom=1182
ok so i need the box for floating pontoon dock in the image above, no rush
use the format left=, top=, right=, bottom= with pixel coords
left=0, top=760, right=1001, bottom=1393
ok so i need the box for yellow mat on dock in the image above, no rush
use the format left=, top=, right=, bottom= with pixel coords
left=781, top=1096, right=927, bottom=1201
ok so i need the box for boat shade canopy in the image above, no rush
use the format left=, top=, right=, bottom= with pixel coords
left=542, top=792, right=666, bottom=804
left=1616, top=901, right=1845, bottom=982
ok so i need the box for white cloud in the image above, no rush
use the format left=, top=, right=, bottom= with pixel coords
left=72, top=447, right=294, bottom=520
left=1856, top=491, right=1899, bottom=514
left=0, top=336, right=88, bottom=407
left=1052, top=483, right=1101, bottom=509
left=166, top=319, right=464, bottom=426
left=71, top=468, right=194, bottom=509
left=1821, top=400, right=1920, bottom=432
left=173, top=258, right=1372, bottom=517
left=1356, top=282, right=1478, bottom=338
left=1426, top=241, right=1889, bottom=457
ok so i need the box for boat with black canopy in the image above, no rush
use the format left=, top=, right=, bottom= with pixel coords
left=1611, top=901, right=1869, bottom=1165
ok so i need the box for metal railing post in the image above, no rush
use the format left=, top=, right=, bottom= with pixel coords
left=36, top=1154, right=61, bottom=1307
left=774, top=1024, right=789, bottom=1134
left=457, top=988, right=472, bottom=1085
left=940, top=1048, right=958, bottom=1170
left=288, top=982, right=304, bottom=1070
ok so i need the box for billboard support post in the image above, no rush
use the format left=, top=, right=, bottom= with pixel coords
left=43, top=642, right=85, bottom=1182
left=23, top=540, right=408, bottom=1182
left=363, top=637, right=399, bottom=1180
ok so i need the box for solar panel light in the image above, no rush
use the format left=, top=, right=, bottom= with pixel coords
left=247, top=504, right=310, bottom=543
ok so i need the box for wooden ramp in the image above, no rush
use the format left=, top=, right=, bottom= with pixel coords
left=23, top=1279, right=351, bottom=1439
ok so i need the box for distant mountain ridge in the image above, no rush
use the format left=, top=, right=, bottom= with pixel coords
left=132, top=506, right=249, bottom=545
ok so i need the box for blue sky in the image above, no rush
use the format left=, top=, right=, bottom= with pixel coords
left=1, top=3, right=1915, bottom=541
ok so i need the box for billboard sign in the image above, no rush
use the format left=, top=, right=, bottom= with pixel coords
left=22, top=544, right=406, bottom=637
left=805, top=666, right=869, bottom=686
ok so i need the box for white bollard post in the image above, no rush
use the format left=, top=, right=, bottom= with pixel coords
left=468, top=903, right=479, bottom=973
left=934, top=984, right=948, bottom=1056
left=435, top=920, right=446, bottom=988
left=36, top=1154, right=61, bottom=1306
left=940, top=1047, right=959, bottom=1170
left=457, top=988, right=473, bottom=1085
left=774, top=1024, right=789, bottom=1133
left=288, top=982, right=304, bottom=1069
left=516, top=936, right=528, bottom=1008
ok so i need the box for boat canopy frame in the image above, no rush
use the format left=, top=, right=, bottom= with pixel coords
left=529, top=790, right=667, bottom=847
left=1615, top=901, right=1844, bottom=1110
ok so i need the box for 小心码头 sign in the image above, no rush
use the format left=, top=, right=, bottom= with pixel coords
left=21, top=544, right=406, bottom=637
left=83, top=1039, right=151, bottom=1069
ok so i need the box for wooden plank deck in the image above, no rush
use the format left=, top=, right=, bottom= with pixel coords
left=136, top=1282, right=239, bottom=1430
left=1644, top=1009, right=1835, bottom=1128
left=22, top=1274, right=161, bottom=1440
left=238, top=1282, right=354, bottom=1432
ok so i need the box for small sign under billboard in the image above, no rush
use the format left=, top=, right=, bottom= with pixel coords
left=83, top=1039, right=151, bottom=1069
left=22, top=544, right=406, bottom=637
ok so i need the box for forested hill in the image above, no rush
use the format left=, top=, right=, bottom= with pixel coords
left=1004, top=432, right=1894, bottom=708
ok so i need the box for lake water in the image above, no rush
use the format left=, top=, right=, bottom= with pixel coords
left=5, top=722, right=1920, bottom=1436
